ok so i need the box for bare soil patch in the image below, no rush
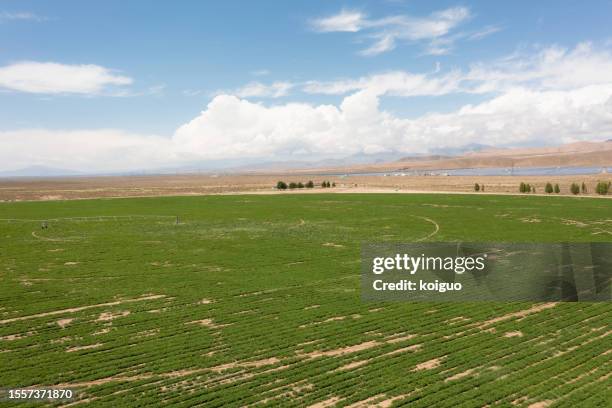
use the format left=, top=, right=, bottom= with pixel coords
left=186, top=318, right=231, bottom=329
left=307, top=396, right=343, bottom=408
left=528, top=401, right=555, bottom=408
left=0, top=294, right=165, bottom=325
left=299, top=341, right=379, bottom=359
left=57, top=318, right=74, bottom=328
left=476, top=303, right=558, bottom=329
left=97, top=311, right=130, bottom=322
left=413, top=357, right=445, bottom=371
left=66, top=343, right=102, bottom=352
left=322, top=242, right=344, bottom=248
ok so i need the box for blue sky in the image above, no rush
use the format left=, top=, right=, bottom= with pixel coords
left=1, top=1, right=612, bottom=172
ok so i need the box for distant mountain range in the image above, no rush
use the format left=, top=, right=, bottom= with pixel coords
left=1, top=140, right=611, bottom=177
left=392, top=140, right=612, bottom=172
left=0, top=166, right=83, bottom=178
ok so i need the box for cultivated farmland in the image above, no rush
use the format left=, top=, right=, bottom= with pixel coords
left=0, top=194, right=610, bottom=407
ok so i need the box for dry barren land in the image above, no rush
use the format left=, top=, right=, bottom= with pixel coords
left=0, top=173, right=611, bottom=201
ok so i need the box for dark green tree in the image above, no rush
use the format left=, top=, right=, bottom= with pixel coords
left=545, top=182, right=553, bottom=194
left=474, top=183, right=480, bottom=192
left=306, top=180, right=314, bottom=188
left=276, top=181, right=288, bottom=190
left=570, top=183, right=580, bottom=195
left=554, top=183, right=560, bottom=194
left=595, top=181, right=609, bottom=195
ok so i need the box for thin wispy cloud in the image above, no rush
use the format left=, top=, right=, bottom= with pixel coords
left=251, top=69, right=271, bottom=76
left=302, top=42, right=612, bottom=96
left=0, top=11, right=47, bottom=22
left=311, top=9, right=365, bottom=32
left=468, top=25, right=502, bottom=41
left=310, top=7, right=478, bottom=56
left=182, top=89, right=203, bottom=97
left=230, top=81, right=294, bottom=98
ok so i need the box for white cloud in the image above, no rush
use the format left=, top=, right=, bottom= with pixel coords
left=303, top=70, right=463, bottom=97
left=311, top=9, right=365, bottom=32
left=0, top=11, right=46, bottom=22
left=2, top=85, right=611, bottom=172
left=172, top=92, right=390, bottom=159
left=182, top=89, right=203, bottom=96
left=0, top=129, right=174, bottom=172
left=311, top=7, right=474, bottom=56
left=231, top=81, right=294, bottom=98
left=465, top=42, right=612, bottom=92
left=467, top=25, right=502, bottom=41
left=171, top=85, right=612, bottom=162
left=2, top=43, right=612, bottom=172
left=251, top=69, right=271, bottom=76
left=303, top=43, right=612, bottom=97
left=0, top=62, right=132, bottom=94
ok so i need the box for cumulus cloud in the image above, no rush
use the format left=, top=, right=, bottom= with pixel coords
left=172, top=91, right=396, bottom=160
left=0, top=62, right=132, bottom=94
left=311, top=7, right=474, bottom=55
left=2, top=43, right=612, bottom=173
left=172, top=85, right=612, bottom=161
left=0, top=129, right=174, bottom=172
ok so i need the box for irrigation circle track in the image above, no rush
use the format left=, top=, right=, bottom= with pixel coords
left=411, top=215, right=440, bottom=242
left=31, top=231, right=82, bottom=242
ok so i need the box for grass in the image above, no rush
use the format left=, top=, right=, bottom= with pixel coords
left=0, top=193, right=610, bottom=407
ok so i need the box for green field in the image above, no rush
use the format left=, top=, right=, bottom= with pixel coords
left=1, top=194, right=611, bottom=407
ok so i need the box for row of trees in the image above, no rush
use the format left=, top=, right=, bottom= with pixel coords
left=595, top=181, right=611, bottom=195
left=519, top=181, right=611, bottom=195
left=276, top=180, right=336, bottom=190
left=519, top=182, right=538, bottom=193
left=544, top=182, right=561, bottom=194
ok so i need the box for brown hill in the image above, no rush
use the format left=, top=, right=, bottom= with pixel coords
left=394, top=141, right=612, bottom=171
